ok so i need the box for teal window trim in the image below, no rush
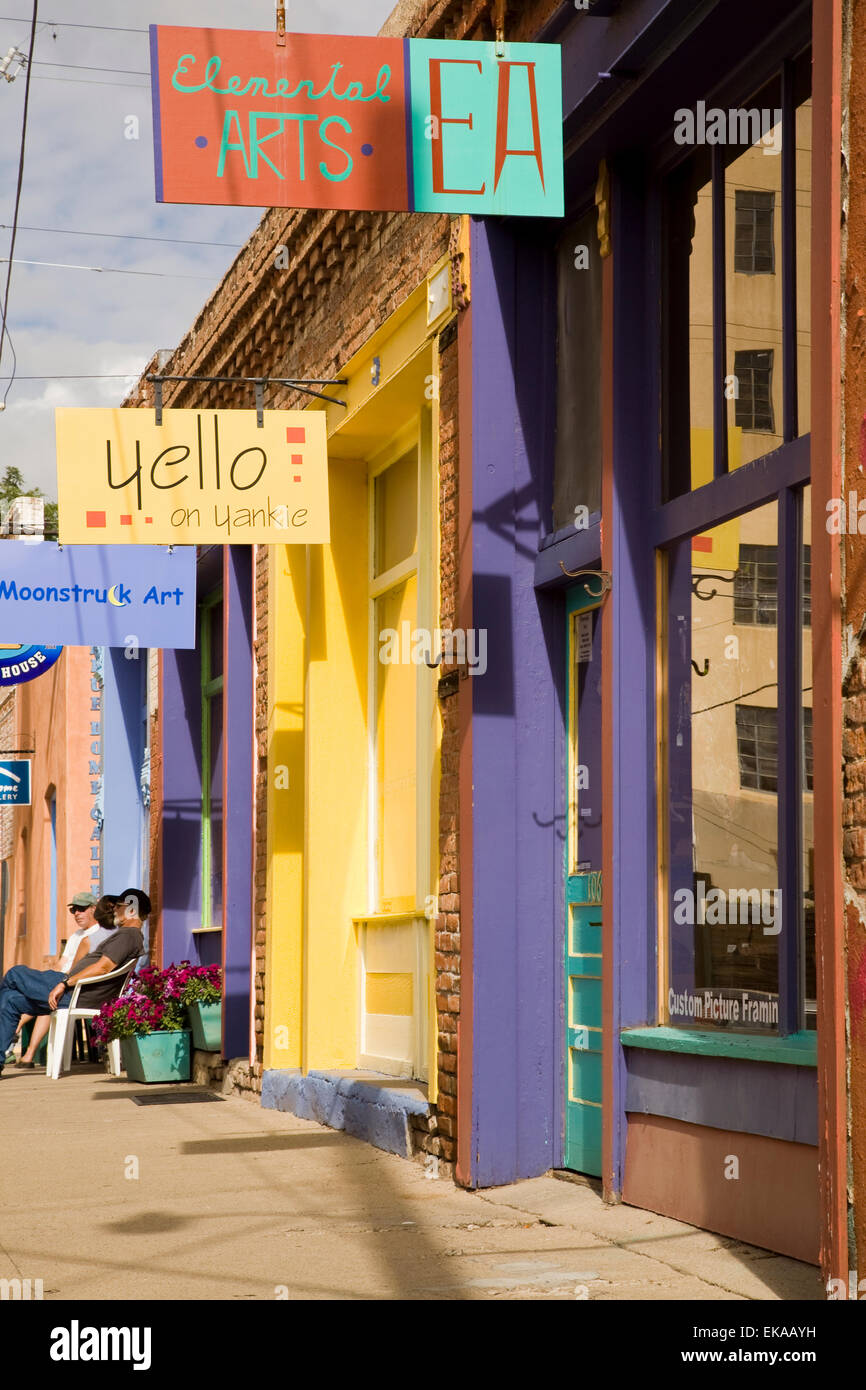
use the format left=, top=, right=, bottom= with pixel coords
left=200, top=587, right=224, bottom=930
left=621, top=1025, right=817, bottom=1067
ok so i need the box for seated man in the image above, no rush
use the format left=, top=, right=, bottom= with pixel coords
left=8, top=892, right=116, bottom=1068
left=0, top=889, right=151, bottom=1077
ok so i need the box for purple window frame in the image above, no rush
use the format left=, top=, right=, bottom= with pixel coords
left=656, top=54, right=811, bottom=1037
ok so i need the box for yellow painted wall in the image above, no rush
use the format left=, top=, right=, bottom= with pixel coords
left=263, top=542, right=306, bottom=1069
left=265, top=277, right=445, bottom=1079
left=304, top=458, right=369, bottom=1069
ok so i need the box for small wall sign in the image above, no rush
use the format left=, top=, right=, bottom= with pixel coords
left=0, top=645, right=62, bottom=687
left=0, top=758, right=31, bottom=805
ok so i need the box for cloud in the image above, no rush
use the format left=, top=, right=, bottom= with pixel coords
left=0, top=0, right=397, bottom=498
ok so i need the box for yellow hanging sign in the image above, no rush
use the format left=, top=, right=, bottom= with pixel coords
left=55, top=408, right=330, bottom=545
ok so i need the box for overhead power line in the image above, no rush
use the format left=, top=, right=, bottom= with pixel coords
left=0, top=223, right=243, bottom=251
left=0, top=257, right=217, bottom=281
left=31, top=74, right=149, bottom=89
left=0, top=15, right=148, bottom=31
left=32, top=60, right=149, bottom=76
left=0, top=0, right=38, bottom=407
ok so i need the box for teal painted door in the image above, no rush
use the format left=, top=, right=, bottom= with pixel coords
left=565, top=582, right=604, bottom=1176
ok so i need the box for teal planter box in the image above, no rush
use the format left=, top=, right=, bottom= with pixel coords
left=120, top=1030, right=191, bottom=1083
left=188, top=1001, right=222, bottom=1052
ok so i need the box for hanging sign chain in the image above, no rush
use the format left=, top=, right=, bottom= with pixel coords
left=494, top=0, right=507, bottom=56
left=276, top=0, right=287, bottom=48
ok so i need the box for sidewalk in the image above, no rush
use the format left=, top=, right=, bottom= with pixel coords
left=0, top=1067, right=823, bottom=1301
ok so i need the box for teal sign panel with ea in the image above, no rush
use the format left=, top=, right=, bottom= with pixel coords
left=0, top=544, right=196, bottom=648
left=408, top=40, right=564, bottom=216
left=0, top=759, right=31, bottom=806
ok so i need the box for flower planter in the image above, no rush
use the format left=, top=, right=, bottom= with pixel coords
left=120, top=1030, right=191, bottom=1083
left=188, top=1001, right=222, bottom=1052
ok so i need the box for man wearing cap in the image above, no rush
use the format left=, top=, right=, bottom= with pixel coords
left=5, top=892, right=114, bottom=1068
left=0, top=889, right=149, bottom=1077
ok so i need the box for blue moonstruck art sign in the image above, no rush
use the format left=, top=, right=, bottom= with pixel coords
left=0, top=544, right=196, bottom=648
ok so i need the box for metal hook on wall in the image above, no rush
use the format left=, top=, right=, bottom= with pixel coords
left=691, top=658, right=710, bottom=677
left=557, top=563, right=612, bottom=600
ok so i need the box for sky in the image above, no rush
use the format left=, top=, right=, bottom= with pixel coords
left=0, top=0, right=398, bottom=498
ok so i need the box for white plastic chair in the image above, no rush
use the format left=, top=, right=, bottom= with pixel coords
left=45, top=958, right=138, bottom=1080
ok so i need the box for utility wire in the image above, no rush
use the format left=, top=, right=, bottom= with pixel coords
left=0, top=257, right=216, bottom=281
left=32, top=60, right=149, bottom=76
left=0, top=15, right=148, bottom=31
left=0, top=223, right=242, bottom=250
left=31, top=75, right=148, bottom=88
left=0, top=322, right=16, bottom=397
left=0, top=0, right=38, bottom=407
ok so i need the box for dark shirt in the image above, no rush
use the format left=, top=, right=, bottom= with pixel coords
left=68, top=925, right=143, bottom=1008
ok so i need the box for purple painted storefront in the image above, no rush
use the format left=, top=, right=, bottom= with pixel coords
left=160, top=544, right=254, bottom=1059
left=461, top=0, right=822, bottom=1265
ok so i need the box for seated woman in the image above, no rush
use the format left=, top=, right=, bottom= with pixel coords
left=9, top=893, right=116, bottom=1069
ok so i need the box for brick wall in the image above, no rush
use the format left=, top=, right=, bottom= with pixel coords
left=841, top=0, right=865, bottom=1276
left=435, top=324, right=461, bottom=1160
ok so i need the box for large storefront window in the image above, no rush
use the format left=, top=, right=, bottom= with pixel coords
left=663, top=58, right=811, bottom=501
left=659, top=57, right=812, bottom=1036
left=663, top=493, right=813, bottom=1034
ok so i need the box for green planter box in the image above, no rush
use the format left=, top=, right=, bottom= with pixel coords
left=188, top=1001, right=222, bottom=1052
left=120, top=1030, right=191, bottom=1083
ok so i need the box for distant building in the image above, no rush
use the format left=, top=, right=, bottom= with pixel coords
left=1, top=496, right=44, bottom=537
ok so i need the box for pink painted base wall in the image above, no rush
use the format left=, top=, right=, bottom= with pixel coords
left=623, top=1113, right=819, bottom=1265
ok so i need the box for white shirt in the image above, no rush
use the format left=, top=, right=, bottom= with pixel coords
left=58, top=924, right=111, bottom=971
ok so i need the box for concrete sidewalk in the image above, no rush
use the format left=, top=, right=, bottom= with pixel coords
left=0, top=1066, right=823, bottom=1301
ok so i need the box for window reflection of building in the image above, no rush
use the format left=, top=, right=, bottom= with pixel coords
left=688, top=501, right=780, bottom=1011
left=664, top=80, right=813, bottom=1034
